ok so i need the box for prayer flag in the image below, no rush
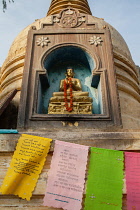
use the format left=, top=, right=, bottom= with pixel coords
left=0, top=134, right=52, bottom=200
left=43, top=140, right=89, bottom=210
left=125, top=152, right=140, bottom=210
left=84, top=147, right=124, bottom=210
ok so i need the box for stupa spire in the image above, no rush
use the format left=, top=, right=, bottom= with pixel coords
left=47, top=0, right=92, bottom=16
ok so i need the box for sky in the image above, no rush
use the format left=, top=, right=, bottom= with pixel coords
left=0, top=0, right=140, bottom=67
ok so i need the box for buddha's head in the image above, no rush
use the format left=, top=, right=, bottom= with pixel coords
left=66, top=67, right=74, bottom=78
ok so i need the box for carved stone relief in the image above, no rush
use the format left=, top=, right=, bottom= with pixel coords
left=36, top=36, right=50, bottom=47
left=89, top=36, right=103, bottom=46
left=52, top=7, right=86, bottom=28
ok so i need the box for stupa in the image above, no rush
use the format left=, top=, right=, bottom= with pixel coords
left=0, top=0, right=139, bottom=129
left=0, top=0, right=140, bottom=209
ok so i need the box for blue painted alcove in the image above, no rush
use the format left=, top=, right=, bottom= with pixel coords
left=37, top=46, right=102, bottom=114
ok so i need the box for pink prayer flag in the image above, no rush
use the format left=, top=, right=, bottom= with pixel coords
left=43, top=140, right=89, bottom=210
left=125, top=152, right=140, bottom=210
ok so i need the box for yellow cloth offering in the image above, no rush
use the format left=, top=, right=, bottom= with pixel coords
left=0, top=134, right=52, bottom=200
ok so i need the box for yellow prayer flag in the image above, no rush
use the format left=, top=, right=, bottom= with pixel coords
left=0, top=134, right=52, bottom=200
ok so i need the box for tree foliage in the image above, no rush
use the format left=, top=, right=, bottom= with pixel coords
left=2, top=0, right=14, bottom=12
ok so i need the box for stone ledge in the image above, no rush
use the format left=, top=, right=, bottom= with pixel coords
left=0, top=131, right=140, bottom=152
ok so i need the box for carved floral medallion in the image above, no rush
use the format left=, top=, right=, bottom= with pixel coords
left=36, top=36, right=50, bottom=47
left=89, top=36, right=103, bottom=46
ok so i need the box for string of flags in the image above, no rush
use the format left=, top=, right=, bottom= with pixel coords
left=0, top=134, right=140, bottom=210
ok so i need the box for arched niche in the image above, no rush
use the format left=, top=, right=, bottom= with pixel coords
left=37, top=45, right=103, bottom=114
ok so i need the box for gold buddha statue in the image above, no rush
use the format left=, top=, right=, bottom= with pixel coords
left=48, top=67, right=93, bottom=114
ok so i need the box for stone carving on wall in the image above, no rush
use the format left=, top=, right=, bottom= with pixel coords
left=89, top=36, right=103, bottom=46
left=53, top=7, right=86, bottom=28
left=36, top=36, right=50, bottom=47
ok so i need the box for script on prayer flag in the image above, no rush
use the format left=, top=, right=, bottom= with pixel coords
left=84, top=147, right=124, bottom=210
left=0, top=134, right=52, bottom=200
left=43, top=140, right=89, bottom=210
left=125, top=152, right=140, bottom=210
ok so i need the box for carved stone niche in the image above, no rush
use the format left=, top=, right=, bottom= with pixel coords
left=17, top=11, right=122, bottom=130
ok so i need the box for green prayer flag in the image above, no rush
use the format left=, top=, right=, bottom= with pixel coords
left=84, top=147, right=124, bottom=210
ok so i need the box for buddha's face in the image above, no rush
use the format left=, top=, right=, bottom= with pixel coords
left=67, top=68, right=74, bottom=77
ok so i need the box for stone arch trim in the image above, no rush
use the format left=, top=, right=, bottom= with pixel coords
left=40, top=43, right=102, bottom=73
